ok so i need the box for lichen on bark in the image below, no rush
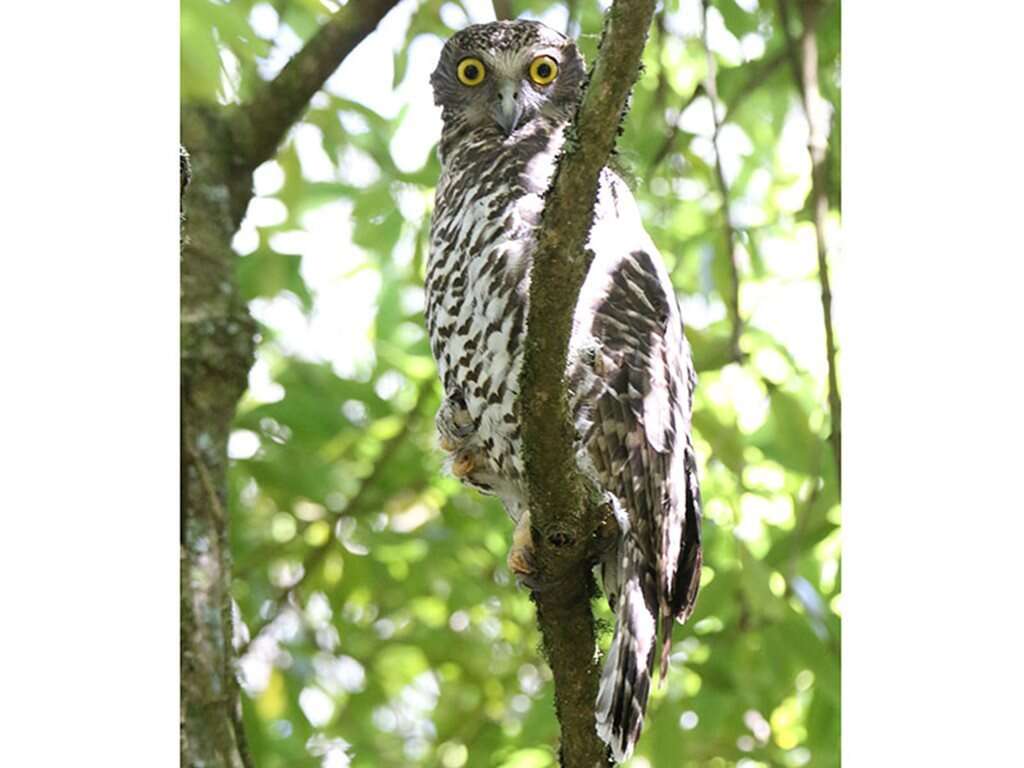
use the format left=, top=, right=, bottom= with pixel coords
left=180, top=105, right=257, bottom=768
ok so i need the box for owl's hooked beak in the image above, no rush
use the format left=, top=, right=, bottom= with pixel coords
left=494, top=81, right=523, bottom=135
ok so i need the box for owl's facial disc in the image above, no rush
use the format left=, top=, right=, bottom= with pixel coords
left=431, top=22, right=584, bottom=137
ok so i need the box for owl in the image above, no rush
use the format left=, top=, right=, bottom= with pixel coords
left=426, top=20, right=703, bottom=762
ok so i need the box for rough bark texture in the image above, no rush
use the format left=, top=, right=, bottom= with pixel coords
left=517, top=1, right=658, bottom=765
left=179, top=3, right=400, bottom=765
left=180, top=106, right=257, bottom=768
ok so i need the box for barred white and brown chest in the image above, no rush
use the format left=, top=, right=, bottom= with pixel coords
left=426, top=118, right=555, bottom=509
left=427, top=20, right=703, bottom=763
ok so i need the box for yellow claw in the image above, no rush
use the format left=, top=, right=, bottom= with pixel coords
left=439, top=434, right=459, bottom=452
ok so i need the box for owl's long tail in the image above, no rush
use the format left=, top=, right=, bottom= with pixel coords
left=595, top=540, right=657, bottom=764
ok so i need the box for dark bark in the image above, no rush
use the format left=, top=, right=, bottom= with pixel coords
left=518, top=1, right=658, bottom=765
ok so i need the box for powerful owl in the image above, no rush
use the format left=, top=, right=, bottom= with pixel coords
left=426, top=20, right=702, bottom=761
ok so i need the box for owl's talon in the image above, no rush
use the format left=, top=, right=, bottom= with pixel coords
left=452, top=453, right=477, bottom=478
left=436, top=393, right=475, bottom=456
left=507, top=545, right=535, bottom=582
left=509, top=545, right=567, bottom=592
left=507, top=510, right=542, bottom=590
left=509, top=544, right=551, bottom=592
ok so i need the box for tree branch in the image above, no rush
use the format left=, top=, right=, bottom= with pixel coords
left=230, top=0, right=402, bottom=170
left=518, top=1, right=658, bottom=765
left=181, top=112, right=258, bottom=768
left=780, top=0, right=841, bottom=487
left=701, top=0, right=744, bottom=361
left=492, top=0, right=515, bottom=21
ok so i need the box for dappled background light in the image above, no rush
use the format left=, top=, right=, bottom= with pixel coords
left=182, top=0, right=840, bottom=765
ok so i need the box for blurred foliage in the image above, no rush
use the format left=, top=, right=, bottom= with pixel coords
left=181, top=0, right=841, bottom=765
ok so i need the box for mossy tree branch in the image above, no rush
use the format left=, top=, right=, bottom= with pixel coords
left=518, top=1, right=658, bottom=765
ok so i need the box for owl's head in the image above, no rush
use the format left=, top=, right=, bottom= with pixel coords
left=430, top=21, right=585, bottom=136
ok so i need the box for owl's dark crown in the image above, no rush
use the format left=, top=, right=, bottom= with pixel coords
left=444, top=20, right=565, bottom=53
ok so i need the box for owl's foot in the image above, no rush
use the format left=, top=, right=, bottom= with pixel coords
left=507, top=510, right=541, bottom=590
left=436, top=392, right=474, bottom=453
left=451, top=450, right=479, bottom=479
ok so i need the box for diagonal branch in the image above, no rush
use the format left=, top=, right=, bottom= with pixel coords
left=230, top=0, right=402, bottom=170
left=518, top=1, right=659, bottom=765
left=779, top=0, right=842, bottom=487
left=646, top=83, right=703, bottom=175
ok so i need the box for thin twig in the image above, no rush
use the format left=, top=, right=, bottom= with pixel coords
left=775, top=0, right=808, bottom=104
left=646, top=83, right=703, bottom=175
left=701, top=0, right=744, bottom=361
left=229, top=699, right=257, bottom=768
left=723, top=49, right=788, bottom=122
left=779, top=0, right=842, bottom=488
left=647, top=50, right=786, bottom=177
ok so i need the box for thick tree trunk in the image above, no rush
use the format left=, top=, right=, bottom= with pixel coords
left=180, top=108, right=256, bottom=768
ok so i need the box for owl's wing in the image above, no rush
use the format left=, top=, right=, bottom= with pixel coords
left=588, top=246, right=702, bottom=626
left=582, top=173, right=702, bottom=762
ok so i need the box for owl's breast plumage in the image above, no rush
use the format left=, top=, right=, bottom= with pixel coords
left=425, top=128, right=555, bottom=491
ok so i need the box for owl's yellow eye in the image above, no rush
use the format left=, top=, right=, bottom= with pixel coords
left=457, top=57, right=486, bottom=86
left=529, top=55, right=558, bottom=86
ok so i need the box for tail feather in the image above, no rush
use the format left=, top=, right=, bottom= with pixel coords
left=595, top=560, right=656, bottom=763
left=659, top=613, right=674, bottom=681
